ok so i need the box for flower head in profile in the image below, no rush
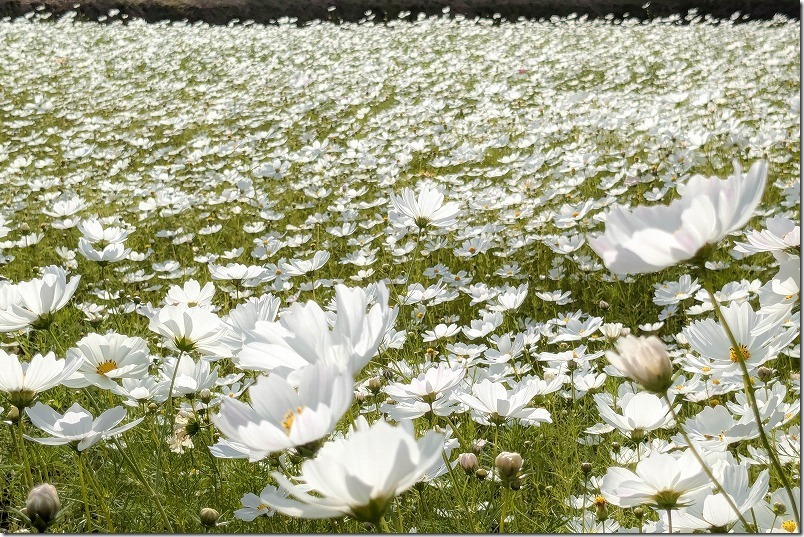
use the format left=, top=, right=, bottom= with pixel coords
left=254, top=418, right=444, bottom=526
left=0, top=266, right=80, bottom=332
left=389, top=186, right=461, bottom=231
left=25, top=402, right=143, bottom=451
left=601, top=450, right=710, bottom=509
left=606, top=335, right=674, bottom=394
left=0, top=351, right=81, bottom=409
left=588, top=161, right=767, bottom=275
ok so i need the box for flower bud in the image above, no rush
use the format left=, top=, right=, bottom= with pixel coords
left=773, top=502, right=787, bottom=515
left=581, top=462, right=592, bottom=475
left=458, top=453, right=479, bottom=474
left=605, top=335, right=673, bottom=393
left=367, top=377, right=383, bottom=394
left=598, top=300, right=610, bottom=310
left=7, top=405, right=20, bottom=423
left=757, top=366, right=772, bottom=382
left=26, top=483, right=61, bottom=532
left=199, top=389, right=212, bottom=404
left=199, top=507, right=220, bottom=527
left=495, top=452, right=523, bottom=481
left=633, top=507, right=644, bottom=520
left=475, top=468, right=488, bottom=480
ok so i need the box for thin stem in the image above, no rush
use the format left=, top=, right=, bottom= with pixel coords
left=378, top=513, right=391, bottom=533
left=662, top=394, right=752, bottom=531
left=499, top=487, right=509, bottom=533
left=76, top=452, right=93, bottom=532
left=112, top=437, right=174, bottom=532
left=703, top=284, right=800, bottom=527
left=666, top=508, right=673, bottom=534
left=582, top=475, right=588, bottom=533
left=17, top=414, right=33, bottom=490
left=165, top=350, right=184, bottom=428
left=80, top=452, right=113, bottom=532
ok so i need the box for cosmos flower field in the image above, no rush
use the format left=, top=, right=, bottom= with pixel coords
left=0, top=9, right=800, bottom=533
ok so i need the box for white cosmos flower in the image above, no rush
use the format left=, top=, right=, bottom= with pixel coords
left=164, top=279, right=216, bottom=308
left=212, top=361, right=353, bottom=461
left=600, top=449, right=710, bottom=509
left=0, top=266, right=80, bottom=332
left=148, top=304, right=237, bottom=357
left=674, top=463, right=769, bottom=532
left=594, top=391, right=677, bottom=439
left=25, top=402, right=143, bottom=451
left=77, top=218, right=131, bottom=244
left=77, top=238, right=131, bottom=264
left=238, top=283, right=394, bottom=380
left=63, top=332, right=151, bottom=390
left=389, top=186, right=461, bottom=230
left=455, top=378, right=551, bottom=426
left=0, top=351, right=81, bottom=408
left=588, top=160, right=767, bottom=275
left=255, top=418, right=444, bottom=525
left=682, top=301, right=785, bottom=375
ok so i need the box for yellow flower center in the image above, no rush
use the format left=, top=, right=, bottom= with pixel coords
left=281, top=406, right=304, bottom=434
left=593, top=496, right=607, bottom=508
left=782, top=520, right=796, bottom=532
left=96, top=360, right=118, bottom=375
left=729, top=344, right=750, bottom=363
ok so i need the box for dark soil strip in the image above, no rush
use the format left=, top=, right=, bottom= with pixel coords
left=0, top=0, right=798, bottom=26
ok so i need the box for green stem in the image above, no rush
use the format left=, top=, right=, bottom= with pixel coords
left=76, top=452, right=93, bottom=532
left=17, top=414, right=33, bottom=490
left=499, top=487, right=509, bottom=533
left=80, top=452, right=113, bottom=532
left=666, top=508, right=673, bottom=534
left=112, top=437, right=174, bottom=532
left=378, top=513, right=391, bottom=533
left=703, top=284, right=800, bottom=528
left=662, top=394, right=752, bottom=531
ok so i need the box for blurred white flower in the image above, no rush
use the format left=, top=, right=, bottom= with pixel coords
left=588, top=161, right=767, bottom=275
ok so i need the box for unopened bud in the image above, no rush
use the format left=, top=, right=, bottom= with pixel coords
left=611, top=442, right=620, bottom=452
left=598, top=300, right=609, bottom=310
left=199, top=507, right=219, bottom=527
left=26, top=484, right=61, bottom=532
left=199, top=389, right=212, bottom=404
left=757, top=367, right=772, bottom=382
left=367, top=377, right=383, bottom=394
left=581, top=462, right=592, bottom=475
left=634, top=507, right=644, bottom=520
left=7, top=405, right=20, bottom=423
left=606, top=335, right=673, bottom=394
left=475, top=468, right=488, bottom=480
left=773, top=502, right=787, bottom=516
left=148, top=402, right=158, bottom=413
left=495, top=452, right=523, bottom=481
left=458, top=453, right=479, bottom=474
